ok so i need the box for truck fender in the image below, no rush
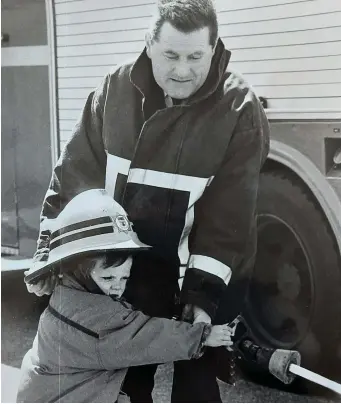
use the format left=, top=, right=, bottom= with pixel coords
left=268, top=139, right=341, bottom=255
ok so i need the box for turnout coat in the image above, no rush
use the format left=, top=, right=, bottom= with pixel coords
left=16, top=276, right=208, bottom=403
left=36, top=39, right=269, bottom=319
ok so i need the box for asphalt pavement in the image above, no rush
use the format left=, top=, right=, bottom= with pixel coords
left=1, top=269, right=339, bottom=403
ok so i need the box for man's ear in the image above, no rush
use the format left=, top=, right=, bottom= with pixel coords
left=145, top=32, right=152, bottom=59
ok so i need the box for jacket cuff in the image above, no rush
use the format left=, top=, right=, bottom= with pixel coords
left=192, top=323, right=212, bottom=359
left=32, top=248, right=50, bottom=263
left=34, top=230, right=51, bottom=262
left=180, top=267, right=227, bottom=319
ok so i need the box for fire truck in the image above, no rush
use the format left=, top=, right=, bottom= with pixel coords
left=2, top=0, right=341, bottom=380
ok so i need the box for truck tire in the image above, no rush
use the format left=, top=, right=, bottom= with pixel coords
left=244, top=170, right=341, bottom=382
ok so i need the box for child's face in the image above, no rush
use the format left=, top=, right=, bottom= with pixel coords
left=90, top=255, right=133, bottom=297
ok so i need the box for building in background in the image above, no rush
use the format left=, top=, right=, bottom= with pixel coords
left=1, top=0, right=58, bottom=257
left=2, top=0, right=341, bottom=382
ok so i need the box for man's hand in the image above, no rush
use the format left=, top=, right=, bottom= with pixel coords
left=193, top=305, right=212, bottom=324
left=24, top=273, right=58, bottom=296
left=204, top=324, right=233, bottom=348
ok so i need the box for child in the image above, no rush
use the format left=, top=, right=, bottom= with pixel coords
left=17, top=190, right=233, bottom=403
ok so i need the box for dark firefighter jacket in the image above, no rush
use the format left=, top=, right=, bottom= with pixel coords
left=34, top=38, right=270, bottom=320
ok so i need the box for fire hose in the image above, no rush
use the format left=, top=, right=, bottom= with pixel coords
left=226, top=315, right=341, bottom=395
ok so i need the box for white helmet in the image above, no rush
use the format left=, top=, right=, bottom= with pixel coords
left=25, top=189, right=151, bottom=283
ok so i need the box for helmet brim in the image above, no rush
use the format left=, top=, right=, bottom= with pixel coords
left=25, top=238, right=151, bottom=284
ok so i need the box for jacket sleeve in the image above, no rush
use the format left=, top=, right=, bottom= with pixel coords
left=179, top=96, right=270, bottom=319
left=32, top=75, right=110, bottom=263
left=97, top=307, right=211, bottom=370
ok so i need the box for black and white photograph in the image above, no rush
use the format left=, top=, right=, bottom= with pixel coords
left=1, top=0, right=341, bottom=402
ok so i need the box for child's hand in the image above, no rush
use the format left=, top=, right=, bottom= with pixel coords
left=204, top=324, right=233, bottom=348
left=25, top=274, right=58, bottom=296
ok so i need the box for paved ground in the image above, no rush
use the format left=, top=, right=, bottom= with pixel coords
left=1, top=269, right=340, bottom=403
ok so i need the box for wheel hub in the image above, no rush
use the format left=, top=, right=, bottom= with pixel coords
left=277, top=263, right=301, bottom=301
left=247, top=214, right=314, bottom=348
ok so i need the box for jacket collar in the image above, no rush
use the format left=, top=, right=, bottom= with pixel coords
left=62, top=272, right=104, bottom=295
left=130, top=38, right=231, bottom=105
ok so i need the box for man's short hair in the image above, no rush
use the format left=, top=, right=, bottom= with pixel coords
left=150, top=0, right=218, bottom=47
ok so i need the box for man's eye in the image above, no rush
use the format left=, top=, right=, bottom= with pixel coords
left=165, top=54, right=178, bottom=60
left=189, top=55, right=202, bottom=60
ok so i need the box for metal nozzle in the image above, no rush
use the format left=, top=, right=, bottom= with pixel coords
left=268, top=349, right=301, bottom=384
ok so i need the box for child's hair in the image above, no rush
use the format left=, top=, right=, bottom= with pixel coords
left=59, top=251, right=131, bottom=280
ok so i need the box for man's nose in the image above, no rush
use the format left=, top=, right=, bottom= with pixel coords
left=174, top=62, right=191, bottom=78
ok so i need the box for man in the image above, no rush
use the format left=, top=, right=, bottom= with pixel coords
left=27, top=0, right=270, bottom=401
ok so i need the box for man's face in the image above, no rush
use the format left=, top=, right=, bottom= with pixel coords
left=90, top=255, right=133, bottom=297
left=146, top=22, right=216, bottom=100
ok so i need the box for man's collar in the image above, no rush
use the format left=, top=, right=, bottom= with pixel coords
left=164, top=92, right=186, bottom=107
left=130, top=38, right=231, bottom=105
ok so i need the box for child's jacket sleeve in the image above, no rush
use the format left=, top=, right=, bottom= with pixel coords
left=97, top=307, right=211, bottom=370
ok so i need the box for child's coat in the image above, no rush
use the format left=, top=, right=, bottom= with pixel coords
left=16, top=279, right=207, bottom=402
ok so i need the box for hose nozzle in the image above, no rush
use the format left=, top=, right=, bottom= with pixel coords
left=226, top=316, right=301, bottom=385
left=268, top=349, right=301, bottom=384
